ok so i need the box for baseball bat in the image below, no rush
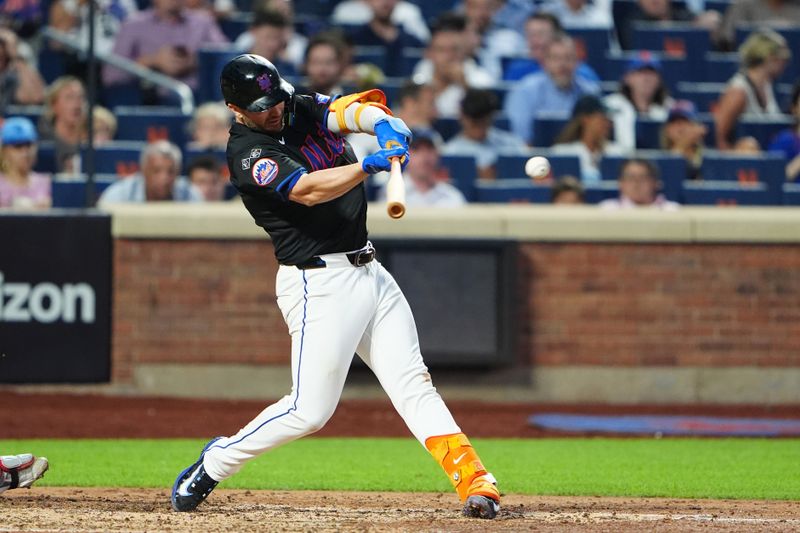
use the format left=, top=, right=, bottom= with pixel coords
left=386, top=157, right=406, bottom=219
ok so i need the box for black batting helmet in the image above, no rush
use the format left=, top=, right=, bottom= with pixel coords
left=220, top=54, right=295, bottom=112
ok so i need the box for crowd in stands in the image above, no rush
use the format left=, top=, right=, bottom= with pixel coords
left=1, top=0, right=800, bottom=210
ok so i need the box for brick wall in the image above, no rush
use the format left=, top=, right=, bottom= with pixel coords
left=520, top=243, right=800, bottom=367
left=113, top=239, right=289, bottom=382
left=112, top=240, right=800, bottom=383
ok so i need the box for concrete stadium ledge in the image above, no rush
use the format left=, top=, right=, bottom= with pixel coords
left=103, top=203, right=800, bottom=243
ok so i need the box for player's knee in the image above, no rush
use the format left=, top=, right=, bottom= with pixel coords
left=297, top=409, right=334, bottom=434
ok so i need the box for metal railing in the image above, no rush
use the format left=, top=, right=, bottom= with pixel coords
left=41, top=27, right=195, bottom=115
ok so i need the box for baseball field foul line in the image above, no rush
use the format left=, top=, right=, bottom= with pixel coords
left=522, top=511, right=800, bottom=525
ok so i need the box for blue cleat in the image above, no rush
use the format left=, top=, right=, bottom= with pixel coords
left=171, top=437, right=223, bottom=512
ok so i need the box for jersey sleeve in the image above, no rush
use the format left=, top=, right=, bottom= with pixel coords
left=294, top=93, right=334, bottom=127
left=230, top=144, right=308, bottom=202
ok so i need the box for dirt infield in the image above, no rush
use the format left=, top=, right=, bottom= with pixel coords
left=2, top=488, right=800, bottom=532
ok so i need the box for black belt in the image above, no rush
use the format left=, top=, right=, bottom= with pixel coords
left=294, top=246, right=375, bottom=270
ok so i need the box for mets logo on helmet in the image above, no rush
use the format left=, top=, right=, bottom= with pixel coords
left=252, top=158, right=279, bottom=186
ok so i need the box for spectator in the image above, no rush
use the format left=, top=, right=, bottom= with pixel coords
left=493, top=0, right=537, bottom=34
left=411, top=14, right=494, bottom=118
left=618, top=0, right=719, bottom=50
left=442, top=88, right=528, bottom=179
left=541, top=0, right=613, bottom=29
left=38, top=76, right=87, bottom=174
left=0, top=117, right=51, bottom=209
left=237, top=9, right=296, bottom=76
left=768, top=81, right=800, bottom=180
left=504, top=34, right=600, bottom=145
left=553, top=94, right=628, bottom=183
left=661, top=100, right=707, bottom=180
left=377, top=129, right=467, bottom=207
left=92, top=105, right=117, bottom=145
left=98, top=140, right=203, bottom=203
left=719, top=0, right=800, bottom=50
left=49, top=0, right=138, bottom=57
left=599, top=158, right=680, bottom=210
left=551, top=175, right=585, bottom=204
left=0, top=0, right=44, bottom=38
left=394, top=81, right=439, bottom=131
left=332, top=0, right=430, bottom=43
left=236, top=0, right=308, bottom=71
left=0, top=28, right=45, bottom=113
left=184, top=0, right=234, bottom=18
left=347, top=0, right=424, bottom=77
left=715, top=29, right=791, bottom=150
left=187, top=155, right=226, bottom=201
left=503, top=13, right=599, bottom=82
left=300, top=33, right=348, bottom=96
left=462, top=0, right=527, bottom=78
left=603, top=52, right=673, bottom=151
left=188, top=102, right=232, bottom=151
left=102, top=0, right=228, bottom=100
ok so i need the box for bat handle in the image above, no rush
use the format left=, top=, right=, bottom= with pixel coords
left=386, top=157, right=406, bottom=219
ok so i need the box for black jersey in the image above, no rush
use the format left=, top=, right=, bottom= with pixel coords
left=227, top=93, right=368, bottom=265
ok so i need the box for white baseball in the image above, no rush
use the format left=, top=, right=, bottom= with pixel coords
left=525, top=156, right=551, bottom=180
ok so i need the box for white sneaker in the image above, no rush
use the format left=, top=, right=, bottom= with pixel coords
left=0, top=454, right=49, bottom=493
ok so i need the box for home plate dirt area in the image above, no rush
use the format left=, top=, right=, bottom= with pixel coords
left=2, top=488, right=800, bottom=532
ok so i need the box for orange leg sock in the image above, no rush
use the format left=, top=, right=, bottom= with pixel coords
left=425, top=432, right=499, bottom=503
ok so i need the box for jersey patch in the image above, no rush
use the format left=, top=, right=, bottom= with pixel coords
left=252, top=158, right=279, bottom=186
left=314, top=93, right=331, bottom=105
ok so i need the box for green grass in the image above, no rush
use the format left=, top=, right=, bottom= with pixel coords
left=2, top=438, right=798, bottom=500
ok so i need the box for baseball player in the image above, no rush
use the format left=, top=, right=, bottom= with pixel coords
left=170, top=54, right=500, bottom=519
left=0, top=454, right=48, bottom=494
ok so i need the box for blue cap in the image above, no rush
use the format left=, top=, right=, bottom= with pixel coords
left=667, top=100, right=699, bottom=123
left=1, top=117, right=38, bottom=145
left=625, top=51, right=662, bottom=74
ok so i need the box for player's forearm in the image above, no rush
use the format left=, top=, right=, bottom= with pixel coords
left=288, top=163, right=368, bottom=206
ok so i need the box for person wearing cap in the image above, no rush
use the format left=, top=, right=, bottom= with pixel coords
left=378, top=129, right=467, bottom=207
left=552, top=94, right=628, bottom=183
left=599, top=158, right=679, bottom=210
left=603, top=52, right=674, bottom=151
left=98, top=140, right=203, bottom=204
left=715, top=29, right=791, bottom=151
left=442, top=88, right=527, bottom=179
left=503, top=33, right=600, bottom=145
left=0, top=116, right=51, bottom=209
left=661, top=100, right=708, bottom=180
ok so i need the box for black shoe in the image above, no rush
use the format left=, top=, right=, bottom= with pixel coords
left=171, top=437, right=222, bottom=512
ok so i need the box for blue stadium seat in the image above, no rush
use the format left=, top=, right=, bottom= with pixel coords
left=634, top=118, right=662, bottom=150
left=197, top=47, right=241, bottom=103
left=783, top=183, right=800, bottom=206
left=737, top=116, right=794, bottom=150
left=353, top=45, right=388, bottom=73
left=496, top=153, right=581, bottom=180
left=474, top=179, right=551, bottom=203
left=433, top=118, right=461, bottom=142
left=682, top=180, right=774, bottom=206
left=570, top=28, right=613, bottom=72
left=113, top=107, right=190, bottom=150
left=33, top=141, right=57, bottom=174
left=401, top=47, right=425, bottom=78
left=631, top=23, right=711, bottom=76
left=602, top=52, right=688, bottom=93
left=532, top=113, right=570, bottom=147
left=583, top=181, right=620, bottom=204
left=3, top=104, right=43, bottom=123
left=599, top=152, right=686, bottom=202
left=406, top=0, right=459, bottom=24
left=440, top=154, right=478, bottom=201
left=219, top=13, right=250, bottom=42
left=184, top=147, right=227, bottom=173
left=703, top=52, right=739, bottom=83
left=494, top=116, right=511, bottom=132
left=700, top=153, right=785, bottom=204
left=673, top=82, right=725, bottom=112
left=51, top=175, right=117, bottom=208
left=82, top=141, right=146, bottom=176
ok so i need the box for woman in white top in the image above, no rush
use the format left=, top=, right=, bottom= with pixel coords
left=603, top=53, right=673, bottom=151
left=715, top=29, right=791, bottom=150
left=553, top=95, right=628, bottom=184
